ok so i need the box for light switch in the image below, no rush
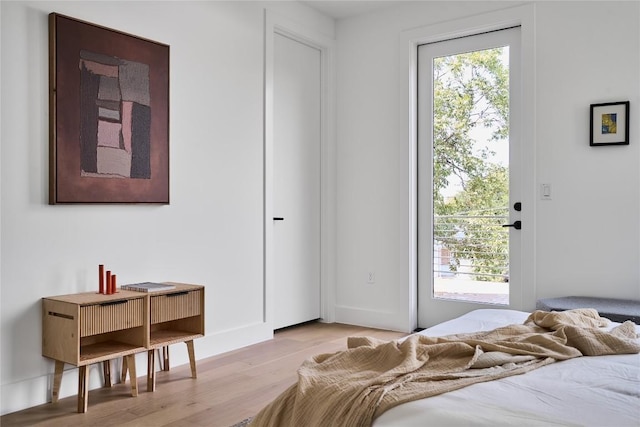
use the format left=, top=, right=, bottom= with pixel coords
left=541, top=183, right=552, bottom=200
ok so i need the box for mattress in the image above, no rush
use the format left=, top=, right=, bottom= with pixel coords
left=373, top=309, right=640, bottom=427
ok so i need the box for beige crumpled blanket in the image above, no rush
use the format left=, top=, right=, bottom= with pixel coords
left=249, top=309, right=640, bottom=427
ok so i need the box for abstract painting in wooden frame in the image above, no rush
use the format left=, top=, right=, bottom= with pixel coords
left=49, top=13, right=169, bottom=204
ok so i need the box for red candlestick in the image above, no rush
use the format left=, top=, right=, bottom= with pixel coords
left=99, top=264, right=105, bottom=294
left=106, top=271, right=112, bottom=294
left=111, top=274, right=117, bottom=294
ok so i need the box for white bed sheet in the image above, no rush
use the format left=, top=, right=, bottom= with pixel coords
left=373, top=309, right=640, bottom=427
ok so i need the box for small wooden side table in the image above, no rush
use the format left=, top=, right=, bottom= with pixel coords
left=121, top=284, right=205, bottom=391
left=42, top=291, right=148, bottom=412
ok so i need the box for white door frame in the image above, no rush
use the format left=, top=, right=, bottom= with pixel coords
left=399, top=4, right=537, bottom=331
left=264, top=10, right=336, bottom=328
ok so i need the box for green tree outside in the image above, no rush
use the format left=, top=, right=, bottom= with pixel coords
left=432, top=47, right=509, bottom=281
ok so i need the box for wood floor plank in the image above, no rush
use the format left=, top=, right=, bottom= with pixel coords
left=1, top=322, right=406, bottom=427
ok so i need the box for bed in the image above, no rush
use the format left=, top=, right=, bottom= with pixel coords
left=250, top=309, right=640, bottom=427
left=374, top=309, right=640, bottom=426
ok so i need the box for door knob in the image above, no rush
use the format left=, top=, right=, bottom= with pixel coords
left=502, top=220, right=521, bottom=230
left=273, top=217, right=284, bottom=221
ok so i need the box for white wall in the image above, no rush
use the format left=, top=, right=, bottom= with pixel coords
left=534, top=1, right=639, bottom=301
left=334, top=1, right=640, bottom=331
left=0, top=0, right=333, bottom=415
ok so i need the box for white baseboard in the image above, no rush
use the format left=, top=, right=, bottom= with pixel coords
left=334, top=305, right=411, bottom=333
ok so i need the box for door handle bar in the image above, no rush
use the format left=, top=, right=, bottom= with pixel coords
left=501, top=220, right=521, bottom=230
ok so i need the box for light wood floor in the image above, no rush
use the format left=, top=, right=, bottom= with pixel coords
left=1, top=322, right=406, bottom=427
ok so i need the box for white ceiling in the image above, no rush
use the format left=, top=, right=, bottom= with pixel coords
left=300, top=1, right=406, bottom=20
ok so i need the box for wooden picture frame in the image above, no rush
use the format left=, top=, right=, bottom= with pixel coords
left=590, top=101, right=629, bottom=147
left=49, top=13, right=170, bottom=204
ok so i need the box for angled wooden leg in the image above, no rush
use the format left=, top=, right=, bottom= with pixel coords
left=126, top=355, right=138, bottom=397
left=52, top=361, right=64, bottom=403
left=162, top=346, right=170, bottom=371
left=186, top=340, right=197, bottom=379
left=147, top=350, right=156, bottom=392
left=103, top=360, right=112, bottom=388
left=77, top=365, right=88, bottom=413
left=121, top=356, right=128, bottom=382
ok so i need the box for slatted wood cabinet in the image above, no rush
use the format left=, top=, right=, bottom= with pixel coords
left=147, top=284, right=205, bottom=391
left=42, top=283, right=204, bottom=412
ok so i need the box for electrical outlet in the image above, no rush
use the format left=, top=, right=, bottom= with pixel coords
left=367, top=272, right=375, bottom=284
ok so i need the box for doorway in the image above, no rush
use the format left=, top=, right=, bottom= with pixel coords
left=417, top=27, right=522, bottom=327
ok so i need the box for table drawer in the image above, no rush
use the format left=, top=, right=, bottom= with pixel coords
left=80, top=298, right=145, bottom=337
left=151, top=290, right=202, bottom=324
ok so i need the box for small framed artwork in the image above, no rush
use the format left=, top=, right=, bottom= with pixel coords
left=49, top=13, right=170, bottom=204
left=590, top=101, right=630, bottom=147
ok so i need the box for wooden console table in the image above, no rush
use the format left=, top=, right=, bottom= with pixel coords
left=42, top=283, right=204, bottom=412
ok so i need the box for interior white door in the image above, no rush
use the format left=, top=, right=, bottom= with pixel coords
left=273, top=33, right=321, bottom=329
